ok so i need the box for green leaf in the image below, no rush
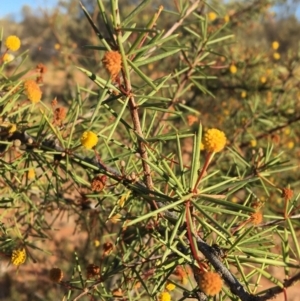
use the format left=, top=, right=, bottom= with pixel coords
left=126, top=59, right=157, bottom=89
left=134, top=49, right=181, bottom=67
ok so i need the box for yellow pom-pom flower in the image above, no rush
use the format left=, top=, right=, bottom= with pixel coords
left=94, top=239, right=100, bottom=247
left=24, top=80, right=42, bottom=103
left=49, top=268, right=64, bottom=282
left=241, top=91, right=247, bottom=98
left=224, top=15, right=230, bottom=23
left=8, top=124, right=17, bottom=134
left=166, top=283, right=176, bottom=291
left=5, top=35, right=21, bottom=51
left=273, top=52, right=280, bottom=60
left=27, top=168, right=35, bottom=180
left=229, top=64, right=237, bottom=74
left=11, top=248, right=26, bottom=266
left=208, top=12, right=217, bottom=21
left=250, top=140, right=257, bottom=147
left=159, top=291, right=171, bottom=301
left=198, top=271, right=223, bottom=296
left=260, top=76, right=267, bottom=84
left=203, top=129, right=226, bottom=153
left=81, top=131, right=98, bottom=149
left=272, top=41, right=279, bottom=50
left=287, top=141, right=294, bottom=149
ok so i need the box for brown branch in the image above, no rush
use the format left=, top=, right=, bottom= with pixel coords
left=152, top=47, right=206, bottom=136
left=148, top=0, right=202, bottom=57
left=239, top=115, right=300, bottom=148
left=258, top=272, right=300, bottom=301
left=152, top=1, right=203, bottom=136
left=195, top=235, right=259, bottom=301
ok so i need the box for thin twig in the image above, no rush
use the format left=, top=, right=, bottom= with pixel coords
left=257, top=272, right=300, bottom=301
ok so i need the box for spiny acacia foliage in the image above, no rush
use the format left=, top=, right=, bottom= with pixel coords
left=0, top=1, right=300, bottom=301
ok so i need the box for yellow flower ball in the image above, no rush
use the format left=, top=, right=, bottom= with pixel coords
left=208, top=12, right=217, bottom=21
left=284, top=127, right=291, bottom=135
left=273, top=52, right=280, bottom=60
left=94, top=239, right=100, bottom=247
left=24, top=80, right=42, bottom=103
left=260, top=76, right=267, bottom=84
left=203, top=128, right=226, bottom=153
left=159, top=291, right=171, bottom=301
left=198, top=271, right=223, bottom=296
left=266, top=69, right=272, bottom=76
left=272, top=41, right=279, bottom=50
left=287, top=141, right=294, bottom=149
left=27, top=168, right=35, bottom=180
left=250, top=140, right=257, bottom=147
left=81, top=131, right=98, bottom=149
left=8, top=124, right=17, bottom=134
left=229, top=64, right=237, bottom=74
left=166, top=283, right=176, bottom=291
left=231, top=196, right=239, bottom=203
left=5, top=35, right=21, bottom=51
left=241, top=91, right=247, bottom=98
left=11, top=248, right=26, bottom=266
left=224, top=15, right=230, bottom=23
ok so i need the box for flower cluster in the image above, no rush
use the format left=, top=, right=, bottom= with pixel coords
left=159, top=291, right=171, bottom=301
left=272, top=41, right=279, bottom=50
left=5, top=35, right=21, bottom=51
left=8, top=124, right=17, bottom=134
left=53, top=107, right=67, bottom=126
left=11, top=248, right=26, bottom=266
left=27, top=168, right=35, bottom=180
left=229, top=64, right=237, bottom=74
left=198, top=271, right=223, bottom=296
left=250, top=211, right=263, bottom=225
left=282, top=187, right=293, bottom=201
left=203, top=128, right=226, bottom=153
left=24, top=80, right=42, bottom=103
left=174, top=265, right=189, bottom=284
left=165, top=283, right=176, bottom=291
left=102, top=51, right=122, bottom=79
left=208, top=12, right=217, bottom=21
left=80, top=131, right=98, bottom=149
left=91, top=175, right=106, bottom=192
left=86, top=263, right=100, bottom=279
